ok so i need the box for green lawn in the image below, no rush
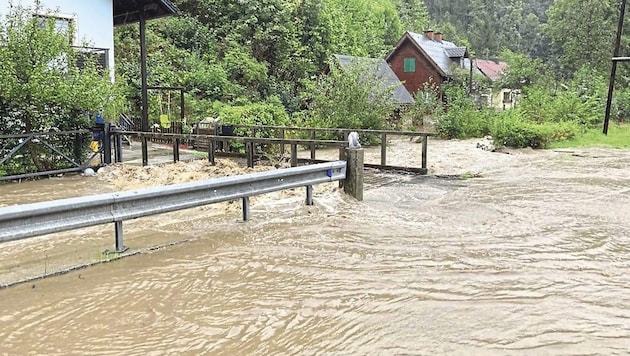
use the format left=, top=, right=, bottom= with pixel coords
left=548, top=124, right=630, bottom=149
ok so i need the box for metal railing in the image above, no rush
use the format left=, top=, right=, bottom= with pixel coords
left=0, top=161, right=347, bottom=252
left=0, top=130, right=98, bottom=181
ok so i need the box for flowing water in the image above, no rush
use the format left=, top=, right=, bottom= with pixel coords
left=0, top=140, right=629, bottom=355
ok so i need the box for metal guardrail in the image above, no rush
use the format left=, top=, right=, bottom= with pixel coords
left=0, top=161, right=347, bottom=252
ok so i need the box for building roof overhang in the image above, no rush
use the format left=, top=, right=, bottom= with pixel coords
left=113, top=0, right=179, bottom=26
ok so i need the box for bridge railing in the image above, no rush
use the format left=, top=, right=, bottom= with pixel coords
left=0, top=161, right=347, bottom=253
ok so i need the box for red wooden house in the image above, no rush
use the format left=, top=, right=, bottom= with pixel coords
left=385, top=30, right=470, bottom=96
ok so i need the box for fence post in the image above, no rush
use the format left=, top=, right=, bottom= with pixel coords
left=115, top=134, right=123, bottom=162
left=208, top=138, right=215, bottom=165
left=103, top=123, right=112, bottom=164
left=291, top=144, right=298, bottom=167
left=381, top=133, right=387, bottom=166
left=344, top=148, right=364, bottom=201
left=279, top=128, right=285, bottom=156
left=422, top=135, right=428, bottom=172
left=246, top=141, right=254, bottom=168
left=141, top=136, right=149, bottom=166
left=310, top=130, right=316, bottom=160
left=173, top=137, right=180, bottom=163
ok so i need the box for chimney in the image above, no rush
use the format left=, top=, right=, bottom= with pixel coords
left=434, top=32, right=443, bottom=42
left=423, top=29, right=434, bottom=41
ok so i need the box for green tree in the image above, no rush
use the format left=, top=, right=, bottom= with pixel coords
left=394, top=0, right=429, bottom=32
left=545, top=0, right=618, bottom=77
left=0, top=2, right=120, bottom=172
left=299, top=58, right=396, bottom=132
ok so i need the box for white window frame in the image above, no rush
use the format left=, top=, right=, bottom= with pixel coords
left=34, top=11, right=79, bottom=46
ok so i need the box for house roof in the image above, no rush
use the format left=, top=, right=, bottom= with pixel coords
left=387, top=31, right=469, bottom=77
left=475, top=59, right=508, bottom=82
left=334, top=54, right=415, bottom=105
left=113, top=0, right=179, bottom=26
left=444, top=47, right=467, bottom=58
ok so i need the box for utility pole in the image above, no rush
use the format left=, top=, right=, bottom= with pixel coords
left=604, top=0, right=627, bottom=135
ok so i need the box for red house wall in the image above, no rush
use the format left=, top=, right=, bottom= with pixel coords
left=387, top=39, right=443, bottom=96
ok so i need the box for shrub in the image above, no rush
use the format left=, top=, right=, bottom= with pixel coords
left=434, top=85, right=494, bottom=139
left=491, top=109, right=580, bottom=148
left=210, top=97, right=290, bottom=153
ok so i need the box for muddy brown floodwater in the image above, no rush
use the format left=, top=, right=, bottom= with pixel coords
left=0, top=138, right=629, bottom=355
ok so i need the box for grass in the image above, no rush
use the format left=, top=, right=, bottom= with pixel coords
left=548, top=124, right=630, bottom=149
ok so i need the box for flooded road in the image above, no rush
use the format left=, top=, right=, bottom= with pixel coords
left=0, top=140, right=629, bottom=355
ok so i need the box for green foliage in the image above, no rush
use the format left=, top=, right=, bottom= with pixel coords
left=545, top=0, right=618, bottom=76
left=518, top=68, right=606, bottom=127
left=433, top=83, right=581, bottom=148
left=299, top=59, right=396, bottom=133
left=401, top=81, right=442, bottom=127
left=549, top=124, right=630, bottom=149
left=491, top=109, right=579, bottom=149
left=0, top=2, right=120, bottom=174
left=434, top=84, right=493, bottom=139
left=498, top=49, right=549, bottom=89
left=209, top=97, right=290, bottom=152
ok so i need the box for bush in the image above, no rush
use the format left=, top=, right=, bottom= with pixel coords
left=300, top=58, right=396, bottom=132
left=210, top=97, right=290, bottom=153
left=434, top=85, right=494, bottom=139
left=491, top=109, right=580, bottom=148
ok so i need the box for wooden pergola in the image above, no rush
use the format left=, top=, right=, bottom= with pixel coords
left=113, top=0, right=179, bottom=165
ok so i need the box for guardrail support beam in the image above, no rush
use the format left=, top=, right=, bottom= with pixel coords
left=344, top=148, right=364, bottom=201
left=306, top=185, right=313, bottom=205
left=242, top=197, right=250, bottom=221
left=115, top=220, right=125, bottom=253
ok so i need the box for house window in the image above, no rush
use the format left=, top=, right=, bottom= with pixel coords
left=403, top=57, right=416, bottom=72
left=503, top=91, right=512, bottom=103
left=35, top=13, right=77, bottom=44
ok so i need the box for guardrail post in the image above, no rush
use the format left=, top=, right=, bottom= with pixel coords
left=208, top=138, right=216, bottom=165
left=422, top=135, right=428, bottom=171
left=381, top=133, right=387, bottom=166
left=344, top=148, right=364, bottom=201
left=114, top=220, right=125, bottom=253
left=306, top=185, right=313, bottom=205
left=242, top=197, right=250, bottom=221
left=291, top=144, right=298, bottom=167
